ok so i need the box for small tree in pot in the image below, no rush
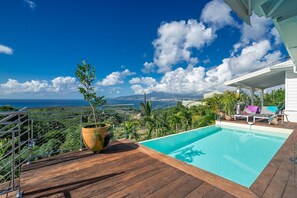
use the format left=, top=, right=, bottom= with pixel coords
left=75, top=60, right=111, bottom=152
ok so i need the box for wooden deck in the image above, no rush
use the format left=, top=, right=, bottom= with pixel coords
left=16, top=122, right=297, bottom=197
left=19, top=141, right=236, bottom=198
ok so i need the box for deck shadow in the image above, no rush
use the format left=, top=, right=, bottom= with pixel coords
left=22, top=152, right=95, bottom=172
left=100, top=142, right=139, bottom=154
left=22, top=141, right=138, bottom=171
left=24, top=172, right=124, bottom=197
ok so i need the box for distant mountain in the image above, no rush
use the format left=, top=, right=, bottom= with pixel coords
left=114, top=92, right=202, bottom=101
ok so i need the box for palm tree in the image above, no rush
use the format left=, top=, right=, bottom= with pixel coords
left=140, top=101, right=155, bottom=139
left=122, top=121, right=140, bottom=140
left=239, top=91, right=250, bottom=104
left=168, top=113, right=180, bottom=133
left=221, top=91, right=237, bottom=116
left=140, top=101, right=152, bottom=118
left=203, top=93, right=223, bottom=113
left=191, top=105, right=216, bottom=128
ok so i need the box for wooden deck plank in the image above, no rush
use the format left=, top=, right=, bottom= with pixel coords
left=146, top=173, right=202, bottom=198
left=22, top=141, right=137, bottom=174
left=185, top=182, right=214, bottom=198
left=106, top=167, right=177, bottom=198
left=261, top=150, right=294, bottom=198
left=23, top=152, right=148, bottom=197
left=163, top=176, right=203, bottom=198
left=22, top=151, right=144, bottom=191
left=203, top=188, right=230, bottom=198
left=250, top=127, right=297, bottom=197
left=22, top=149, right=139, bottom=185
left=77, top=161, right=167, bottom=198
left=20, top=140, right=236, bottom=198
left=282, top=166, right=297, bottom=198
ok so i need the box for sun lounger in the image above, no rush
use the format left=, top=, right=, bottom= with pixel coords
left=253, top=106, right=279, bottom=124
left=234, top=105, right=259, bottom=122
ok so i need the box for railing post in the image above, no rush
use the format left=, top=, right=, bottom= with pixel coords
left=79, top=108, right=83, bottom=151
left=11, top=129, right=15, bottom=191
left=17, top=114, right=21, bottom=193
left=28, top=119, right=34, bottom=164
left=124, top=112, right=127, bottom=139
left=293, top=142, right=297, bottom=188
left=132, top=111, right=134, bottom=137
left=27, top=116, right=30, bottom=165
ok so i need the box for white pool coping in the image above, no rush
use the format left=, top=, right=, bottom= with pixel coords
left=216, top=121, right=293, bottom=135
left=139, top=125, right=217, bottom=143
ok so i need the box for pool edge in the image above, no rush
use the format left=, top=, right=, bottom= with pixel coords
left=216, top=121, right=293, bottom=135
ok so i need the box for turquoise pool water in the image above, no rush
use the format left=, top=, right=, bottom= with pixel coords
left=140, top=125, right=289, bottom=187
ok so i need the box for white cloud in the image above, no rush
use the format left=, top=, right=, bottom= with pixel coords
left=154, top=67, right=206, bottom=93
left=202, top=58, right=211, bottom=64
left=263, top=50, right=282, bottom=64
left=132, top=39, right=282, bottom=95
left=0, top=76, right=77, bottom=95
left=241, top=14, right=272, bottom=43
left=121, top=69, right=135, bottom=76
left=150, top=19, right=215, bottom=73
left=132, top=67, right=207, bottom=94
left=97, top=69, right=135, bottom=86
left=0, top=79, right=49, bottom=93
left=143, top=1, right=240, bottom=74
left=200, top=0, right=237, bottom=30
left=51, top=77, right=77, bottom=92
left=131, top=85, right=145, bottom=95
left=24, top=0, right=36, bottom=9
left=271, top=27, right=282, bottom=45
left=0, top=44, right=13, bottom=55
left=129, top=77, right=157, bottom=85
left=229, top=40, right=276, bottom=74
left=142, top=62, right=156, bottom=73
left=205, top=59, right=232, bottom=84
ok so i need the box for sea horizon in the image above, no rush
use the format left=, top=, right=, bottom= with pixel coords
left=0, top=98, right=177, bottom=109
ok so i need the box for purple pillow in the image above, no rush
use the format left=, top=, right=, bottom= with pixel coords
left=244, top=106, right=259, bottom=114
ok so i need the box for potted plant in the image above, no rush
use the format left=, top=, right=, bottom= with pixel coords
left=75, top=60, right=111, bottom=152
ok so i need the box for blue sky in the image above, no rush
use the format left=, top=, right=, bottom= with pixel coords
left=0, top=0, right=287, bottom=99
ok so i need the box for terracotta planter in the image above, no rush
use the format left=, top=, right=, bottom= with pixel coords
left=81, top=125, right=111, bottom=152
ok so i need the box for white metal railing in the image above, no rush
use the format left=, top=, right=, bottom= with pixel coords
left=27, top=105, right=135, bottom=159
left=0, top=108, right=30, bottom=196
left=0, top=104, right=136, bottom=196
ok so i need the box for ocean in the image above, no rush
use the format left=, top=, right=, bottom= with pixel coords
left=0, top=99, right=177, bottom=109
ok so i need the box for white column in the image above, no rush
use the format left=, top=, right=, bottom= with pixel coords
left=236, top=85, right=241, bottom=114
left=260, top=89, right=264, bottom=109
left=236, top=85, right=241, bottom=96
left=251, top=87, right=255, bottom=106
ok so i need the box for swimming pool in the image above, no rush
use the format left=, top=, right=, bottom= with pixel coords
left=140, top=123, right=292, bottom=187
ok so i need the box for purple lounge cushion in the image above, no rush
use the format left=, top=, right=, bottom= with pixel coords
left=243, top=106, right=259, bottom=114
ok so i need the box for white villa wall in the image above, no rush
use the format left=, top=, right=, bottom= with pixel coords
left=285, top=70, right=297, bottom=122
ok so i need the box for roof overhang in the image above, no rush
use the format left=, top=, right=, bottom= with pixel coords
left=224, top=60, right=294, bottom=89
left=224, top=0, right=297, bottom=71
